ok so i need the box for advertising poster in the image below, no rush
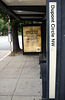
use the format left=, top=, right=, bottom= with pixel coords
left=23, top=26, right=42, bottom=53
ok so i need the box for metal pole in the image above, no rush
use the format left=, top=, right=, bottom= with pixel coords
left=10, top=41, right=12, bottom=53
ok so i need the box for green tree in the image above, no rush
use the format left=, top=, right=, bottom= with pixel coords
left=0, top=19, right=8, bottom=35
left=0, top=9, right=21, bottom=52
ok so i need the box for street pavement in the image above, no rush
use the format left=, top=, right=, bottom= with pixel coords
left=0, top=36, right=22, bottom=61
left=0, top=53, right=42, bottom=100
left=0, top=36, right=10, bottom=50
left=0, top=36, right=22, bottom=50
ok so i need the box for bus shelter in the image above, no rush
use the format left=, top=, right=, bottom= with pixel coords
left=0, top=0, right=65, bottom=100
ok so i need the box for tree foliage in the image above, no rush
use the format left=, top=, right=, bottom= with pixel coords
left=0, top=18, right=8, bottom=35
left=0, top=9, right=10, bottom=35
left=0, top=9, right=10, bottom=22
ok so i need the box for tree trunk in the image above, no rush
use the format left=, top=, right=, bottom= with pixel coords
left=11, top=19, right=21, bottom=52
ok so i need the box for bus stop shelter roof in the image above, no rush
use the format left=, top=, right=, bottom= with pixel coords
left=0, top=0, right=46, bottom=21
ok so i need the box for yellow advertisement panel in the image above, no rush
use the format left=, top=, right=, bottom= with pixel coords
left=23, top=26, right=42, bottom=53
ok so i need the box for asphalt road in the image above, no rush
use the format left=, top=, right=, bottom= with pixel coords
left=0, top=36, right=10, bottom=50
left=0, top=36, right=22, bottom=51
left=0, top=36, right=22, bottom=60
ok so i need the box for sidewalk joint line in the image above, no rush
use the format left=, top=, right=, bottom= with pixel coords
left=0, top=52, right=11, bottom=61
left=11, top=57, right=27, bottom=100
left=0, top=56, right=14, bottom=73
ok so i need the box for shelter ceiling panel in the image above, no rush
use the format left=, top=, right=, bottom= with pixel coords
left=2, top=0, right=46, bottom=6
left=20, top=17, right=43, bottom=19
left=13, top=10, right=44, bottom=14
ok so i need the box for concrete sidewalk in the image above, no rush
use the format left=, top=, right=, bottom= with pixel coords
left=0, top=50, right=10, bottom=60
left=0, top=53, right=42, bottom=100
